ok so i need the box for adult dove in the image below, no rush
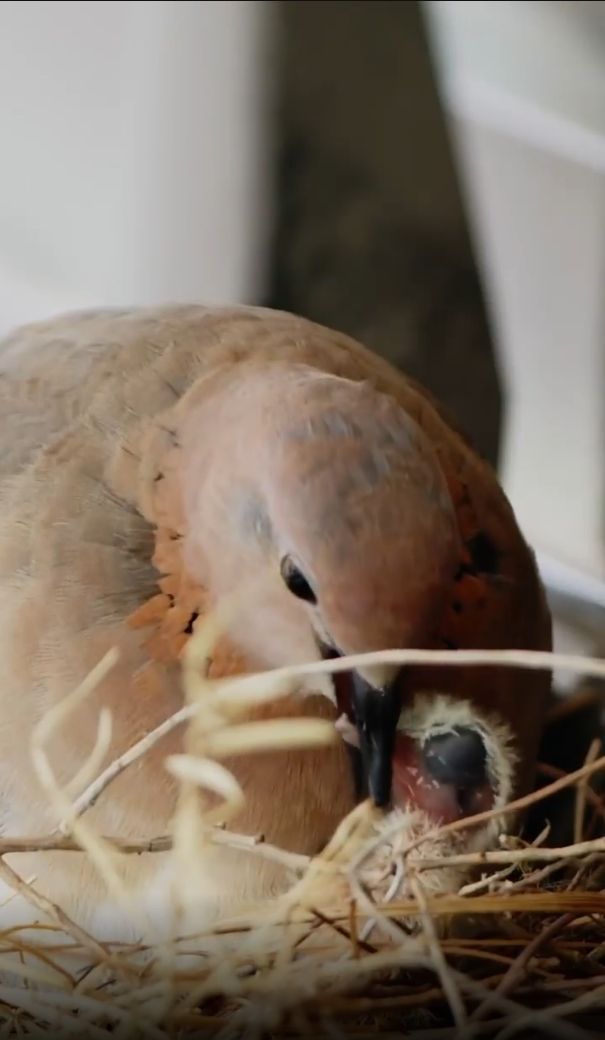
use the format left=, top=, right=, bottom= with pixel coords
left=0, top=305, right=551, bottom=937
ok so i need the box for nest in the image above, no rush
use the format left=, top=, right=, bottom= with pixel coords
left=2, top=628, right=605, bottom=1040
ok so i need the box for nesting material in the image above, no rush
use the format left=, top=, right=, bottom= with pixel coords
left=1, top=632, right=605, bottom=1038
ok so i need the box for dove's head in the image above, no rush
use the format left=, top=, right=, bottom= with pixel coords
left=183, top=364, right=463, bottom=807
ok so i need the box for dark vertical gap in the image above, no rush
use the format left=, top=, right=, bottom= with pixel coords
left=264, top=0, right=502, bottom=468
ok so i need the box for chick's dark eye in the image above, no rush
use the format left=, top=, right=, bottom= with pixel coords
left=280, top=556, right=317, bottom=604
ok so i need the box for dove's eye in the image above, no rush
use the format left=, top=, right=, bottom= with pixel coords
left=280, top=556, right=317, bottom=604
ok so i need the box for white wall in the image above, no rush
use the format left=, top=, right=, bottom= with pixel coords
left=0, top=1, right=275, bottom=336
left=425, top=1, right=605, bottom=628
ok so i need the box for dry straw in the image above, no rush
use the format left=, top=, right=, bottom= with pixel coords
left=1, top=614, right=605, bottom=1039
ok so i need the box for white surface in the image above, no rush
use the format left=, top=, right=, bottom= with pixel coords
left=452, top=122, right=605, bottom=580
left=426, top=1, right=605, bottom=141
left=0, top=1, right=275, bottom=337
left=424, top=1, right=605, bottom=596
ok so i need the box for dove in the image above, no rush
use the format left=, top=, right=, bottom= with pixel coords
left=0, top=304, right=551, bottom=939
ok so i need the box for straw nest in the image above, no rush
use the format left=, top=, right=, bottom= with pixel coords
left=2, top=618, right=605, bottom=1040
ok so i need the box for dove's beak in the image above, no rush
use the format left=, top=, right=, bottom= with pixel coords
left=351, top=670, right=403, bottom=808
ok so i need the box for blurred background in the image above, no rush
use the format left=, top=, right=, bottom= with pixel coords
left=0, top=0, right=603, bottom=705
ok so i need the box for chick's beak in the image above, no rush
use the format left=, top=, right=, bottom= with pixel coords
left=351, top=671, right=402, bottom=808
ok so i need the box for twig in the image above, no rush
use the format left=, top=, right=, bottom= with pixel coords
left=506, top=857, right=569, bottom=892
left=470, top=912, right=574, bottom=1024
left=0, top=858, right=108, bottom=966
left=286, top=890, right=605, bottom=924
left=416, top=835, right=605, bottom=872
left=566, top=852, right=602, bottom=891
left=409, top=874, right=467, bottom=1030
left=0, top=834, right=172, bottom=856
left=218, top=647, right=605, bottom=693
left=537, top=761, right=605, bottom=833
left=309, top=906, right=374, bottom=956
left=458, top=823, right=552, bottom=896
left=417, top=836, right=605, bottom=869
left=547, top=686, right=603, bottom=724
left=494, top=983, right=605, bottom=1040
left=67, top=703, right=194, bottom=824
left=0, top=827, right=309, bottom=876
left=575, top=739, right=602, bottom=844
left=209, top=826, right=310, bottom=873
